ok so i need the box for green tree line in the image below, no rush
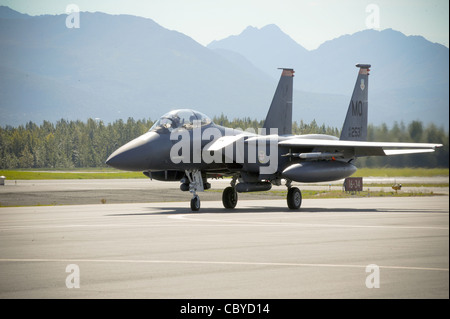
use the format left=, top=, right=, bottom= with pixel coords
left=0, top=117, right=448, bottom=169
left=358, top=121, right=449, bottom=168
left=0, top=118, right=154, bottom=169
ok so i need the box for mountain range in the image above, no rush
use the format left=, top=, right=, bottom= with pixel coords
left=0, top=6, right=448, bottom=130
left=209, top=24, right=449, bottom=129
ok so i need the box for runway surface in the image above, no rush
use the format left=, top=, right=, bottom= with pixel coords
left=1, top=177, right=448, bottom=206
left=0, top=196, right=448, bottom=298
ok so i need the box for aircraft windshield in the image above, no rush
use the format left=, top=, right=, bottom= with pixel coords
left=149, top=109, right=212, bottom=133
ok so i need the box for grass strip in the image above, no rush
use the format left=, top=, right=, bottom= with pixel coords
left=0, top=170, right=145, bottom=180
left=0, top=167, right=448, bottom=180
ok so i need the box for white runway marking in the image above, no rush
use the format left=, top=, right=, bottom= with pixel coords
left=168, top=214, right=449, bottom=230
left=2, top=212, right=447, bottom=231
left=0, top=258, right=448, bottom=272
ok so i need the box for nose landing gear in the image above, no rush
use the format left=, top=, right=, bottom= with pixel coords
left=185, top=169, right=204, bottom=211
left=190, top=195, right=201, bottom=211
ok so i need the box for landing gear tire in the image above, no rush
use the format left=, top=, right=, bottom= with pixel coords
left=190, top=195, right=201, bottom=211
left=222, top=187, right=238, bottom=209
left=287, top=187, right=302, bottom=210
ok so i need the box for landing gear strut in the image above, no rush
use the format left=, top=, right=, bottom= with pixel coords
left=286, top=180, right=302, bottom=210
left=222, top=175, right=238, bottom=209
left=185, top=169, right=203, bottom=211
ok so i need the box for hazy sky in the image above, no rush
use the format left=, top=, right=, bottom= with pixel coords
left=1, top=0, right=448, bottom=50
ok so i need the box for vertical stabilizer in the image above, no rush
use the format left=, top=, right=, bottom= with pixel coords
left=340, top=64, right=370, bottom=141
left=263, top=68, right=294, bottom=135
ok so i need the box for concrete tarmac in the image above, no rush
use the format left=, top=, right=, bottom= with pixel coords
left=0, top=196, right=448, bottom=298
left=0, top=177, right=448, bottom=206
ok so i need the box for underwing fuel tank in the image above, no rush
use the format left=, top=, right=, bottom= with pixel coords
left=143, top=170, right=185, bottom=181
left=236, top=182, right=272, bottom=193
left=282, top=161, right=357, bottom=183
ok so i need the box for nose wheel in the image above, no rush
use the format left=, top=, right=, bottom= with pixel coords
left=190, top=195, right=201, bottom=211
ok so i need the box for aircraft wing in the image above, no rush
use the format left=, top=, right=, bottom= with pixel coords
left=205, top=134, right=247, bottom=152
left=278, top=138, right=443, bottom=157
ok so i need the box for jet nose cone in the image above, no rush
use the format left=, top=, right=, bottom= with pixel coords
left=105, top=151, right=122, bottom=168
left=106, top=132, right=159, bottom=171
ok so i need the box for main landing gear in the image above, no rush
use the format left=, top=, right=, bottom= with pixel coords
left=184, top=172, right=301, bottom=211
left=220, top=177, right=302, bottom=210
left=222, top=176, right=238, bottom=209
left=286, top=180, right=302, bottom=210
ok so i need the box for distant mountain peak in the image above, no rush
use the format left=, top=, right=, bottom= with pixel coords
left=0, top=5, right=30, bottom=19
left=260, top=24, right=282, bottom=31
left=243, top=25, right=258, bottom=32
left=208, top=23, right=307, bottom=52
left=239, top=24, right=298, bottom=42
left=242, top=24, right=281, bottom=33
left=208, top=23, right=308, bottom=79
left=316, top=27, right=447, bottom=52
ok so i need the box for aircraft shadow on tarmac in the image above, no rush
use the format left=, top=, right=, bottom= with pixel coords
left=104, top=205, right=438, bottom=217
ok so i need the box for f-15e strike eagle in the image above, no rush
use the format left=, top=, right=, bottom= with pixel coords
left=106, top=64, right=442, bottom=211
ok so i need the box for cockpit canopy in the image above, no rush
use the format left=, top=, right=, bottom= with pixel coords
left=149, top=109, right=212, bottom=133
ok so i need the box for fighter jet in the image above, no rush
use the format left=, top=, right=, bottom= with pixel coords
left=106, top=65, right=442, bottom=211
